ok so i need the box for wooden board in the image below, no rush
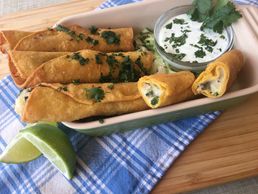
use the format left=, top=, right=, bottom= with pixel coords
left=0, top=1, right=258, bottom=193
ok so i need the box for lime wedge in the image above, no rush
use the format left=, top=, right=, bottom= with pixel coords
left=0, top=124, right=76, bottom=179
left=0, top=133, right=41, bottom=163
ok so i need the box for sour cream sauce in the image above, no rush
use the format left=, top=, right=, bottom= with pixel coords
left=158, top=14, right=229, bottom=63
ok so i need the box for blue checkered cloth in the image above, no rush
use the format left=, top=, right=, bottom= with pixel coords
left=0, top=0, right=256, bottom=193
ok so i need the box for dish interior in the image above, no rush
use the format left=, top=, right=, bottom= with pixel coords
left=57, top=0, right=258, bottom=129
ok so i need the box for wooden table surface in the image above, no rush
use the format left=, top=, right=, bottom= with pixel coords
left=0, top=1, right=258, bottom=193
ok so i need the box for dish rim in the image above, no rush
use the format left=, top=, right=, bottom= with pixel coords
left=56, top=0, right=258, bottom=130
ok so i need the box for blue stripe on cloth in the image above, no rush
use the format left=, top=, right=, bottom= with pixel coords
left=0, top=0, right=256, bottom=194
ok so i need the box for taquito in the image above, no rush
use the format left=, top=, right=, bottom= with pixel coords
left=192, top=50, right=245, bottom=98
left=14, top=25, right=134, bottom=52
left=0, top=30, right=31, bottom=53
left=15, top=83, right=148, bottom=122
left=11, top=50, right=153, bottom=88
left=9, top=51, right=69, bottom=86
left=138, top=71, right=195, bottom=108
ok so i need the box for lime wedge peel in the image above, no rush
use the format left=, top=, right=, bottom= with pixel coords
left=0, top=124, right=76, bottom=179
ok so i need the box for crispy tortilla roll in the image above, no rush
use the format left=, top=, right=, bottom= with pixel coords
left=0, top=30, right=31, bottom=53
left=14, top=50, right=153, bottom=88
left=14, top=25, right=134, bottom=52
left=192, top=50, right=245, bottom=98
left=138, top=71, right=195, bottom=108
left=9, top=51, right=69, bottom=87
left=15, top=83, right=148, bottom=122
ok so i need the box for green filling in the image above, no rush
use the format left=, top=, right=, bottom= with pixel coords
left=151, top=96, right=159, bottom=106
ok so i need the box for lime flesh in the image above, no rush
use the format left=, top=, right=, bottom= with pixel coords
left=0, top=124, right=76, bottom=179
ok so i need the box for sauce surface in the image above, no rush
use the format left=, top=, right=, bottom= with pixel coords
left=158, top=14, right=229, bottom=63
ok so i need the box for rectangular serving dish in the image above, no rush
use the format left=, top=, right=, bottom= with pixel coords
left=57, top=0, right=258, bottom=135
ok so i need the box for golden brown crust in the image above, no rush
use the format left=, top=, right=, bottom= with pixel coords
left=192, top=49, right=245, bottom=98
left=14, top=25, right=134, bottom=52
left=21, top=83, right=148, bottom=122
left=138, top=71, right=195, bottom=108
left=19, top=50, right=153, bottom=88
left=0, top=30, right=31, bottom=53
left=8, top=51, right=69, bottom=86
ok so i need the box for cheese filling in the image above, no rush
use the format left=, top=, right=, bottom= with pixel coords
left=142, top=83, right=161, bottom=106
left=197, top=68, right=224, bottom=96
left=14, top=89, right=31, bottom=115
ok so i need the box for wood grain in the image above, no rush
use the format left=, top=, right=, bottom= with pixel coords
left=0, top=1, right=258, bottom=193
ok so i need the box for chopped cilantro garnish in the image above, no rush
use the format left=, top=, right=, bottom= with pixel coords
left=198, top=34, right=217, bottom=53
left=55, top=25, right=81, bottom=41
left=95, top=54, right=102, bottom=64
left=135, top=57, right=148, bottom=75
left=86, top=87, right=105, bottom=102
left=106, top=55, right=118, bottom=67
left=89, top=26, right=98, bottom=34
left=195, top=49, right=206, bottom=58
left=101, top=31, right=120, bottom=44
left=78, top=33, right=85, bottom=40
left=99, top=73, right=113, bottom=83
left=107, top=83, right=114, bottom=90
left=169, top=33, right=188, bottom=47
left=71, top=52, right=89, bottom=65
left=173, top=18, right=186, bottom=24
left=165, top=23, right=173, bottom=29
left=86, top=37, right=99, bottom=45
left=171, top=53, right=186, bottom=61
left=119, top=56, right=140, bottom=82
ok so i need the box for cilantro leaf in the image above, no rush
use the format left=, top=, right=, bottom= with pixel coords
left=188, top=0, right=212, bottom=21
left=188, top=0, right=242, bottom=33
left=86, top=87, right=105, bottom=102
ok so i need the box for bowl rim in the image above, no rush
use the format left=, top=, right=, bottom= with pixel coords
left=154, top=4, right=235, bottom=71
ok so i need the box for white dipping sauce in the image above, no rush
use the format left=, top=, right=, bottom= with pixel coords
left=158, top=14, right=229, bottom=63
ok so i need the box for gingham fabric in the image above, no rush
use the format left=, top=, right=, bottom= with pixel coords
left=0, top=0, right=256, bottom=194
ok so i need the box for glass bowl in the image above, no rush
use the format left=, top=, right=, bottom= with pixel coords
left=154, top=5, right=234, bottom=73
